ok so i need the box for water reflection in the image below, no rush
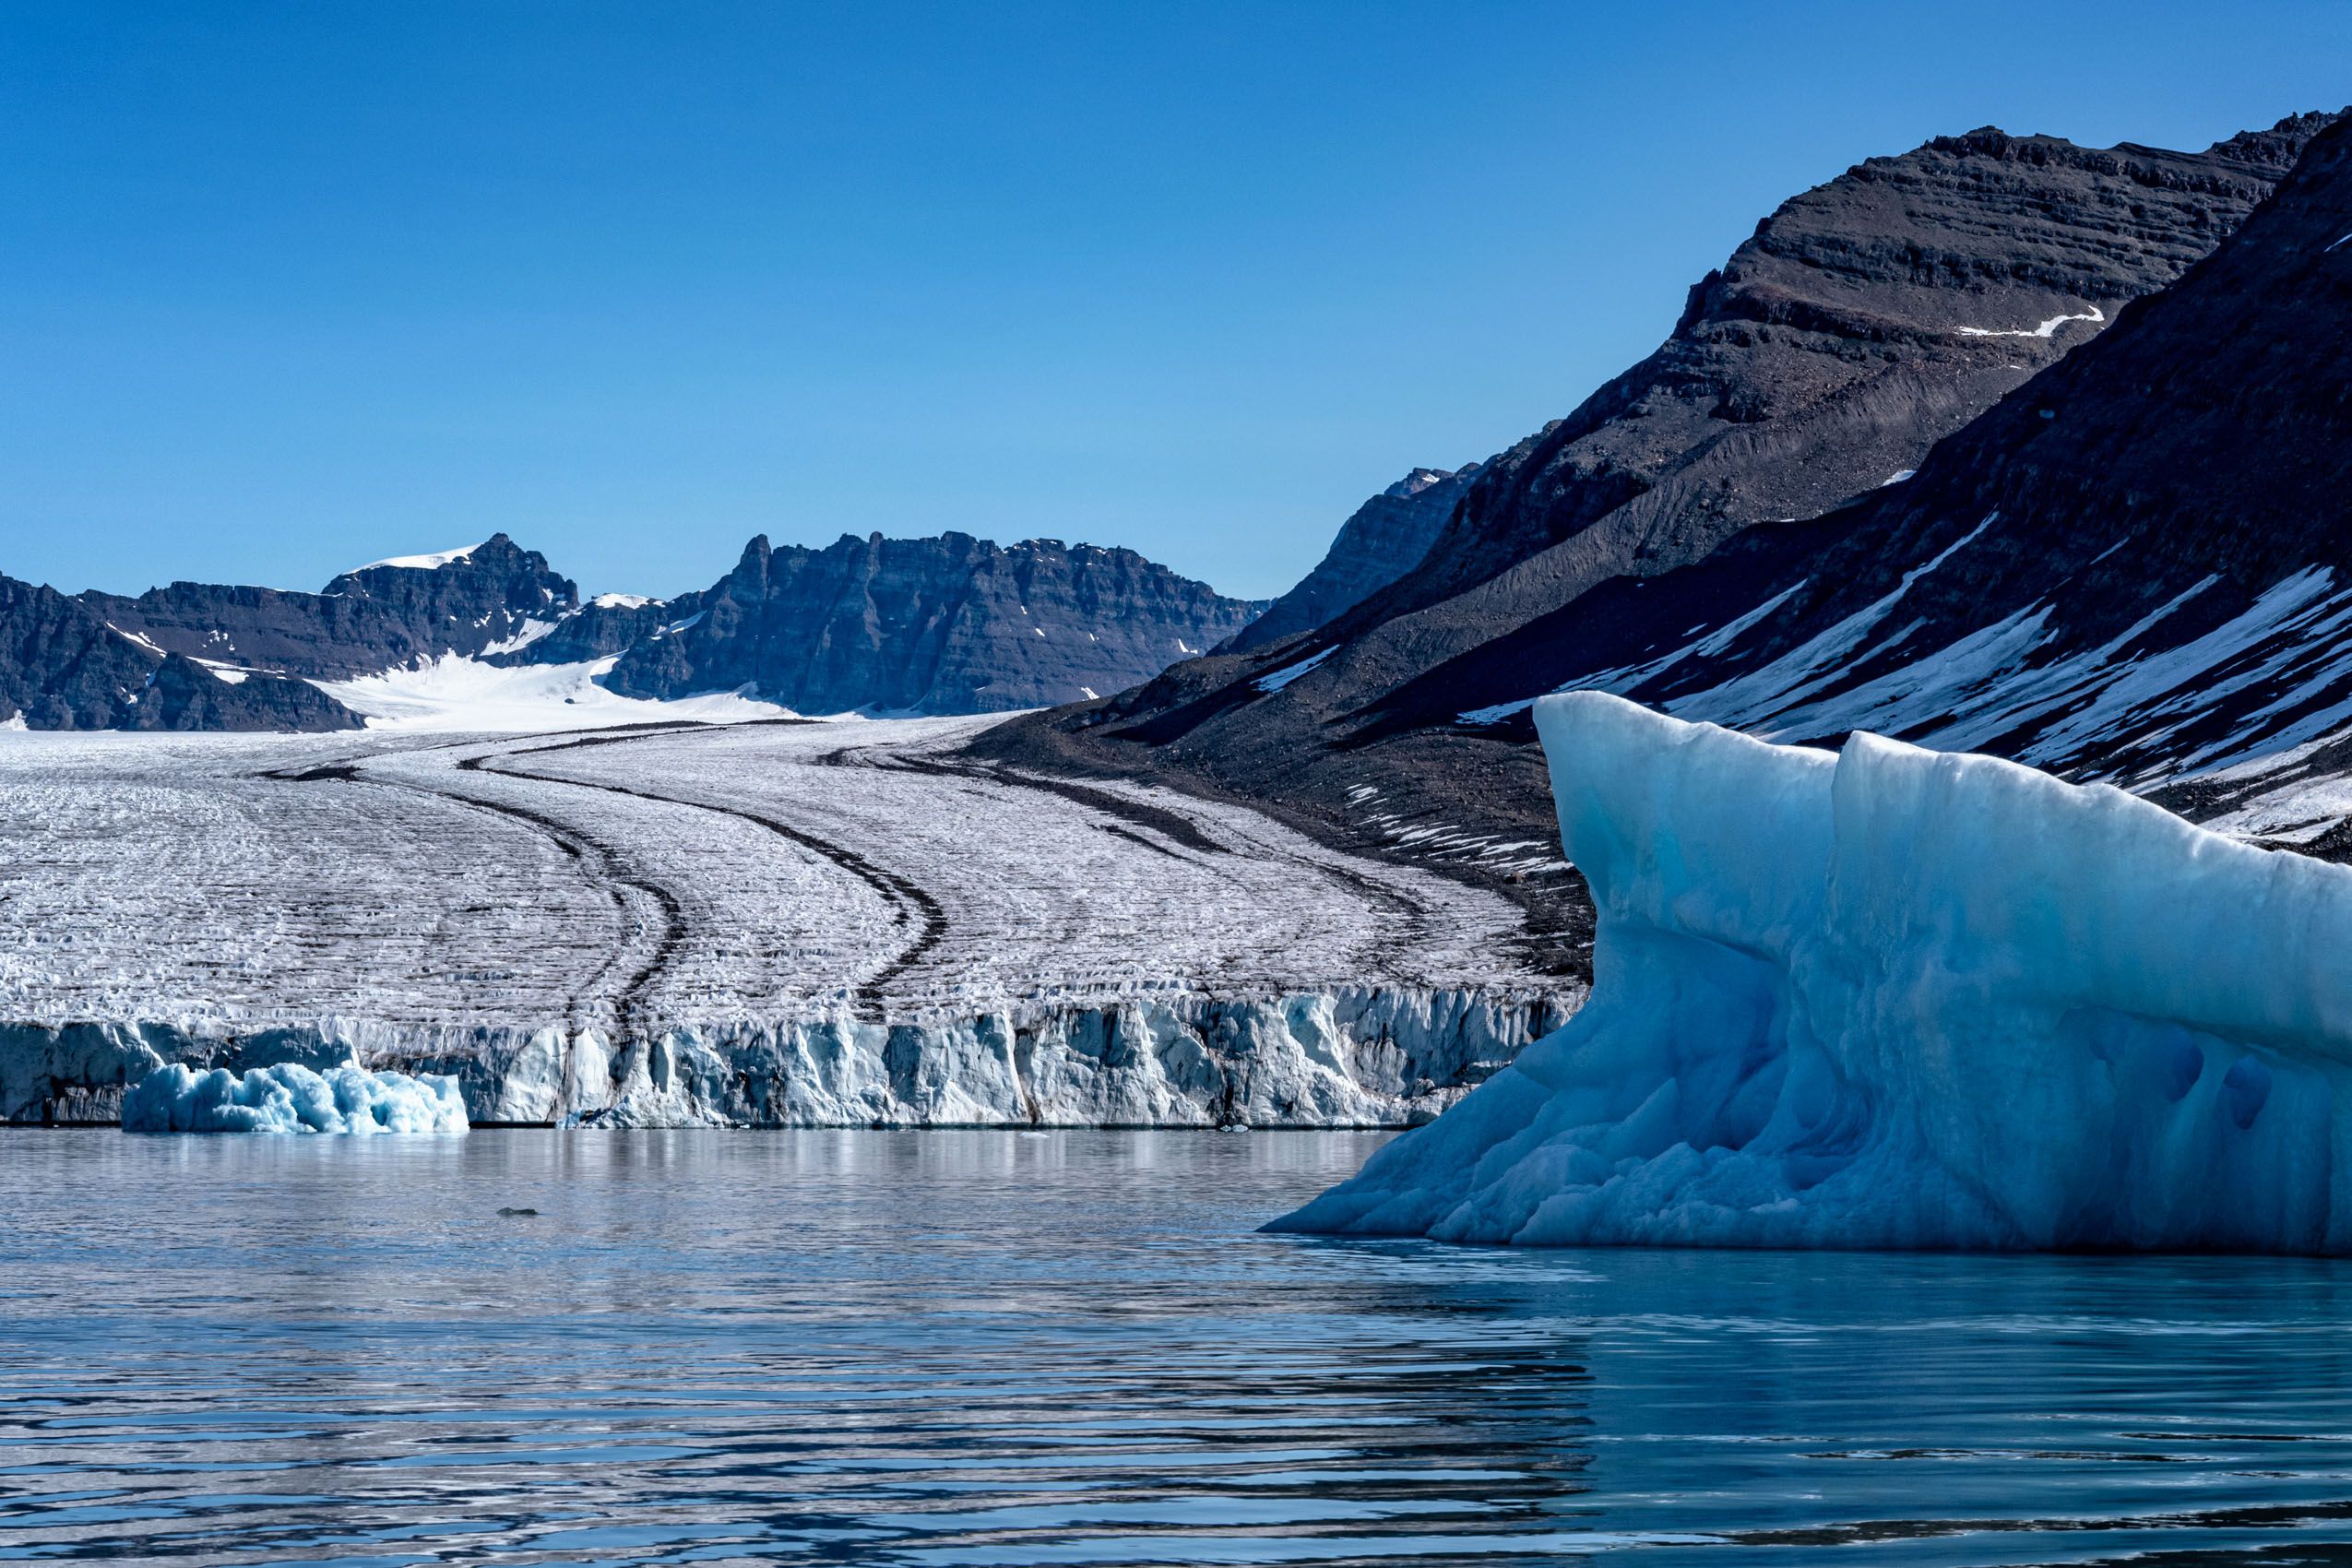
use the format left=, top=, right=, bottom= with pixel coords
left=3, top=1131, right=2350, bottom=1564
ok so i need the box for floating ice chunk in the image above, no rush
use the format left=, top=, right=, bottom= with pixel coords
left=1274, top=691, right=2352, bottom=1253
left=123, top=1063, right=469, bottom=1134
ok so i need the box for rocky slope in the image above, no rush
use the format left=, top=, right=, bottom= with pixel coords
left=1220, top=465, right=1479, bottom=653
left=0, top=574, right=358, bottom=731
left=975, top=111, right=2346, bottom=936
left=81, top=534, right=577, bottom=680
left=1408, top=113, right=2352, bottom=804
left=5, top=530, right=1262, bottom=728
left=594, top=531, right=1266, bottom=714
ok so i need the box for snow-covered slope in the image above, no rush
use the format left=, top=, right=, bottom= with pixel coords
left=1275, top=693, right=2352, bottom=1253
left=313, top=652, right=787, bottom=731
left=0, top=718, right=1570, bottom=1126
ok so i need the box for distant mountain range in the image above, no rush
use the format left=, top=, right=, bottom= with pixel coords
left=0, top=532, right=1265, bottom=730
left=980, top=109, right=2352, bottom=935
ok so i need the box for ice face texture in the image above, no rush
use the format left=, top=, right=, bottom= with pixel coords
left=123, top=1063, right=469, bottom=1134
left=1271, top=692, right=2352, bottom=1253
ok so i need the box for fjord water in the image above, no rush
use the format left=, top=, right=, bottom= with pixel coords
left=6, top=1134, right=2352, bottom=1566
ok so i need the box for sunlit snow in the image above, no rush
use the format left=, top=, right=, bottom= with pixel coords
left=313, top=653, right=787, bottom=732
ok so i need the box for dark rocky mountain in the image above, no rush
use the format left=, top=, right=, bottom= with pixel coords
left=0, top=574, right=359, bottom=731
left=1402, top=112, right=2352, bottom=789
left=974, top=111, right=2345, bottom=953
left=81, top=535, right=576, bottom=680
left=593, top=532, right=1267, bottom=714
left=4, top=527, right=1256, bottom=728
left=1219, top=465, right=1479, bottom=653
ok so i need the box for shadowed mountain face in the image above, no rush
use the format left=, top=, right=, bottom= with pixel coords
left=0, top=576, right=360, bottom=731
left=1219, top=466, right=1479, bottom=654
left=973, top=112, right=2345, bottom=934
left=1412, top=114, right=2352, bottom=787
left=79, top=535, right=577, bottom=681
left=597, top=532, right=1268, bottom=715
left=2, top=528, right=1259, bottom=728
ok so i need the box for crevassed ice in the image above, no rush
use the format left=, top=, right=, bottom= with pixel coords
left=1272, top=691, right=2352, bottom=1253
left=123, top=1063, right=469, bottom=1134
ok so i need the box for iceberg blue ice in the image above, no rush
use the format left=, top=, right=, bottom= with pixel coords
left=123, top=1063, right=469, bottom=1134
left=1272, top=692, right=2352, bottom=1253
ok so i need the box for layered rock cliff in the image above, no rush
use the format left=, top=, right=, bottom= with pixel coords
left=0, top=574, right=359, bottom=731
left=596, top=532, right=1267, bottom=714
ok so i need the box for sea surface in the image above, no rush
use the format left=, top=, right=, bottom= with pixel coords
left=6, top=1131, right=2352, bottom=1566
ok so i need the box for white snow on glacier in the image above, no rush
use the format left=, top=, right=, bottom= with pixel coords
left=1274, top=691, right=2352, bottom=1253
left=312, top=652, right=789, bottom=731
left=123, top=1063, right=468, bottom=1134
left=0, top=718, right=1566, bottom=1126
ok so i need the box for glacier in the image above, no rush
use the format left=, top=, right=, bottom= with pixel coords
left=16, top=987, right=1566, bottom=1131
left=123, top=1062, right=469, bottom=1134
left=1273, top=691, right=2352, bottom=1253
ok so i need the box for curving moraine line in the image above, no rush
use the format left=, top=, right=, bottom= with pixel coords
left=263, top=760, right=670, bottom=1031
left=459, top=733, right=949, bottom=1022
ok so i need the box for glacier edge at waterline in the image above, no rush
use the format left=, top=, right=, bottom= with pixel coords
left=1270, top=691, right=2352, bottom=1253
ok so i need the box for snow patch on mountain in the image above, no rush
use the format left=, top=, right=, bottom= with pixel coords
left=1256, top=647, right=1336, bottom=694
left=353, top=543, right=486, bottom=572
left=1957, top=303, right=2106, bottom=339
left=1276, top=692, right=2352, bottom=1253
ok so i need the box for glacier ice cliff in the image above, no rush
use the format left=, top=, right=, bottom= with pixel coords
left=6, top=988, right=1571, bottom=1131
left=1272, top=692, right=2352, bottom=1253
left=123, top=1063, right=469, bottom=1134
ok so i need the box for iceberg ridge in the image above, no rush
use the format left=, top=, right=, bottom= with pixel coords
left=1272, top=692, right=2352, bottom=1253
left=123, top=1063, right=469, bottom=1134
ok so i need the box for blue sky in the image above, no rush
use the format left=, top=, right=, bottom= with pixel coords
left=6, top=2, right=2351, bottom=600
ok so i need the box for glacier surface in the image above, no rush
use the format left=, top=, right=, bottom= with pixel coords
left=1274, top=691, right=2352, bottom=1253
left=123, top=1063, right=469, bottom=1134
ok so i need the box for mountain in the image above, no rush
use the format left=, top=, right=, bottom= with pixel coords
left=591, top=532, right=1267, bottom=714
left=1408, top=113, right=2352, bottom=798
left=1219, top=465, right=1479, bottom=653
left=0, top=574, right=359, bottom=731
left=973, top=111, right=2345, bottom=933
left=80, top=534, right=577, bottom=680
left=2, top=529, right=1261, bottom=728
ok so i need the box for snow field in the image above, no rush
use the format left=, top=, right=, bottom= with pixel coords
left=0, top=718, right=1567, bottom=1126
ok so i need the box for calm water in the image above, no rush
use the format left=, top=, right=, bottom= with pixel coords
left=6, top=1133, right=2352, bottom=1566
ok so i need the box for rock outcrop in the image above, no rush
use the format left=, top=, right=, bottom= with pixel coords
left=596, top=532, right=1267, bottom=714
left=0, top=574, right=359, bottom=731
left=1220, top=465, right=1479, bottom=653
left=82, top=533, right=577, bottom=680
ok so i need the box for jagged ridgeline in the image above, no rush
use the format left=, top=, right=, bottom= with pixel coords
left=980, top=111, right=2347, bottom=885
left=0, top=532, right=1265, bottom=728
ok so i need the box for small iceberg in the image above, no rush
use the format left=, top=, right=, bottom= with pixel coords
left=123, top=1063, right=469, bottom=1134
left=1273, top=691, right=2352, bottom=1253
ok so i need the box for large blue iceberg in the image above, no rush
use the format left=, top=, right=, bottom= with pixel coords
left=1273, top=692, right=2352, bottom=1253
left=123, top=1063, right=469, bottom=1134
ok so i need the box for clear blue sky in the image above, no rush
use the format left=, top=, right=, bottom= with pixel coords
left=6, top=2, right=2350, bottom=600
